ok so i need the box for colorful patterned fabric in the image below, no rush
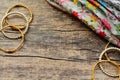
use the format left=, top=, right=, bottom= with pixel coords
left=102, top=0, right=120, bottom=11
left=97, top=0, right=120, bottom=20
left=54, top=0, right=120, bottom=47
left=79, top=0, right=120, bottom=38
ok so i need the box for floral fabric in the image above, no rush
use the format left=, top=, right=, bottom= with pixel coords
left=97, top=0, right=120, bottom=20
left=79, top=0, right=120, bottom=38
left=102, top=0, right=120, bottom=11
left=56, top=0, right=120, bottom=47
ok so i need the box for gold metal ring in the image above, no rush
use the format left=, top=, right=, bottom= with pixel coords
left=1, top=11, right=29, bottom=39
left=92, top=60, right=120, bottom=80
left=5, top=4, right=33, bottom=30
left=99, top=47, right=120, bottom=77
left=0, top=25, right=24, bottom=53
left=6, top=4, right=33, bottom=23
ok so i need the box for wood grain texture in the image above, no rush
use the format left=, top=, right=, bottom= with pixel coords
left=0, top=0, right=119, bottom=80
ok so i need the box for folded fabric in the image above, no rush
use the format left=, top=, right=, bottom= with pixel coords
left=97, top=0, right=120, bottom=20
left=57, top=0, right=120, bottom=47
left=78, top=0, right=120, bottom=38
left=88, top=0, right=120, bottom=34
left=102, top=0, right=120, bottom=11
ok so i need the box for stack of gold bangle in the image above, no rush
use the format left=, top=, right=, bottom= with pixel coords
left=92, top=43, right=120, bottom=80
left=0, top=4, right=33, bottom=53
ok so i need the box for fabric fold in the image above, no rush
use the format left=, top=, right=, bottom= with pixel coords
left=97, top=0, right=120, bottom=20
left=78, top=0, right=120, bottom=38
left=57, top=0, right=120, bottom=47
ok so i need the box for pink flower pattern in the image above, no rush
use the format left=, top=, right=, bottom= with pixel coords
left=57, top=0, right=120, bottom=47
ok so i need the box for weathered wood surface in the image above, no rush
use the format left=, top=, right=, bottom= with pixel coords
left=0, top=0, right=119, bottom=80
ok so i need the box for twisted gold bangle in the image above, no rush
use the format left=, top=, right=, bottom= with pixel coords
left=92, top=60, right=120, bottom=80
left=0, top=25, right=24, bottom=53
left=5, top=3, right=33, bottom=25
left=99, top=47, right=120, bottom=77
left=1, top=11, right=29, bottom=39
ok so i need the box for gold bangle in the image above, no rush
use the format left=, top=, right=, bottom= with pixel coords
left=92, top=60, right=120, bottom=80
left=1, top=11, right=29, bottom=39
left=99, top=47, right=120, bottom=77
left=0, top=25, right=24, bottom=53
left=5, top=3, right=33, bottom=24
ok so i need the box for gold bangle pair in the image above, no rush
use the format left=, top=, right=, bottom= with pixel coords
left=92, top=59, right=120, bottom=80
left=92, top=43, right=120, bottom=79
left=0, top=4, right=33, bottom=53
left=99, top=47, right=120, bottom=77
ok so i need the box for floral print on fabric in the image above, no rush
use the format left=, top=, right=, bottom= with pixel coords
left=102, top=0, right=120, bottom=11
left=97, top=0, right=120, bottom=20
left=57, top=0, right=120, bottom=47
left=78, top=0, right=120, bottom=38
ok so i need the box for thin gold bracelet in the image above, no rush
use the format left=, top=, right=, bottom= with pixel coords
left=1, top=11, right=29, bottom=39
left=99, top=47, right=120, bottom=77
left=5, top=3, right=33, bottom=25
left=0, top=25, right=24, bottom=53
left=91, top=60, right=120, bottom=80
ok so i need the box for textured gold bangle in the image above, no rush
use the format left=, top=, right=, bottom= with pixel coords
left=0, top=25, right=24, bottom=53
left=1, top=11, right=29, bottom=39
left=5, top=4, right=33, bottom=24
left=99, top=47, right=120, bottom=77
left=92, top=60, right=120, bottom=80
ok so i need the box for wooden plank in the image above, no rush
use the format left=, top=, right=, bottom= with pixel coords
left=0, top=0, right=119, bottom=80
left=0, top=57, right=118, bottom=80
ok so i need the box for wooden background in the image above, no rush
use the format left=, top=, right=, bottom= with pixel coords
left=0, top=0, right=119, bottom=80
